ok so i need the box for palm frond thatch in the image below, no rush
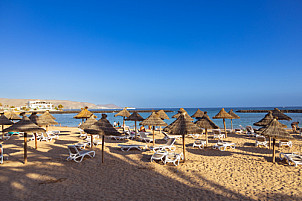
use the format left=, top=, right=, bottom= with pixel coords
left=29, top=113, right=49, bottom=126
left=259, top=119, right=293, bottom=140
left=254, top=111, right=287, bottom=128
left=84, top=114, right=121, bottom=136
left=79, top=115, right=98, bottom=129
left=114, top=107, right=131, bottom=118
left=140, top=112, right=167, bottom=126
left=74, top=107, right=94, bottom=119
left=213, top=108, right=233, bottom=119
left=41, top=111, right=56, bottom=120
left=195, top=112, right=219, bottom=129
left=0, top=114, right=13, bottom=125
left=156, top=110, right=169, bottom=120
left=4, top=111, right=22, bottom=120
left=125, top=111, right=144, bottom=121
left=168, top=113, right=203, bottom=135
left=191, top=109, right=204, bottom=118
left=228, top=109, right=240, bottom=119
left=272, top=108, right=292, bottom=121
left=3, top=116, right=46, bottom=133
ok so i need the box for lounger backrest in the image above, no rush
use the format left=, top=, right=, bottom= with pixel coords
left=213, top=129, right=221, bottom=134
left=256, top=137, right=266, bottom=142
left=68, top=145, right=79, bottom=155
left=140, top=133, right=147, bottom=138
left=246, top=126, right=254, bottom=132
left=166, top=138, right=176, bottom=146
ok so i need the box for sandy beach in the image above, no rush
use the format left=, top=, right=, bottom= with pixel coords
left=1, top=126, right=301, bottom=201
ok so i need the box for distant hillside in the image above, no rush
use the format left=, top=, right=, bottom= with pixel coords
left=0, top=98, right=121, bottom=109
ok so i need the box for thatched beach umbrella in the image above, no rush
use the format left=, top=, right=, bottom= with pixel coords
left=38, top=113, right=58, bottom=131
left=3, top=116, right=46, bottom=164
left=156, top=110, right=170, bottom=120
left=195, top=112, right=219, bottom=147
left=29, top=113, right=49, bottom=127
left=272, top=108, right=292, bottom=121
left=213, top=108, right=233, bottom=137
left=140, top=112, right=167, bottom=146
left=0, top=113, right=13, bottom=139
left=5, top=111, right=21, bottom=121
left=259, top=118, right=293, bottom=163
left=191, top=109, right=204, bottom=119
left=114, top=107, right=131, bottom=130
left=79, top=115, right=97, bottom=130
left=41, top=110, right=56, bottom=120
left=84, top=114, right=121, bottom=163
left=156, top=110, right=169, bottom=135
left=228, top=109, right=240, bottom=130
left=172, top=108, right=194, bottom=121
left=74, top=107, right=94, bottom=123
left=254, top=111, right=287, bottom=128
left=125, top=111, right=144, bottom=139
left=168, top=113, right=203, bottom=161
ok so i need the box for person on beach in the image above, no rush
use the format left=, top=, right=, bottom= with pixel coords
left=139, top=126, right=146, bottom=132
left=117, top=121, right=120, bottom=128
left=113, top=121, right=117, bottom=127
left=291, top=122, right=299, bottom=133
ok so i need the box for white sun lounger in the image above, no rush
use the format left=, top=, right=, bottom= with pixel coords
left=212, top=129, right=225, bottom=140
left=107, top=135, right=128, bottom=141
left=164, top=152, right=184, bottom=166
left=193, top=140, right=206, bottom=149
left=162, top=131, right=182, bottom=141
left=187, top=134, right=201, bottom=139
left=67, top=145, right=95, bottom=163
left=118, top=144, right=147, bottom=151
left=139, top=133, right=153, bottom=143
left=213, top=142, right=236, bottom=151
left=255, top=136, right=268, bottom=148
left=152, top=138, right=176, bottom=152
left=279, top=140, right=292, bottom=148
left=280, top=152, right=302, bottom=167
left=151, top=150, right=167, bottom=163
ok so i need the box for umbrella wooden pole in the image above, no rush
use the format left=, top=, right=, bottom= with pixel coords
left=159, top=126, right=161, bottom=135
left=152, top=126, right=155, bottom=147
left=272, top=138, right=276, bottom=163
left=91, top=134, right=93, bottom=148
left=205, top=129, right=208, bottom=147
left=231, top=119, right=233, bottom=131
left=24, top=132, right=27, bottom=164
left=135, top=121, right=137, bottom=139
left=223, top=118, right=227, bottom=137
left=182, top=134, right=186, bottom=162
left=102, top=135, right=105, bottom=163
left=34, top=133, right=37, bottom=149
left=123, top=117, right=125, bottom=131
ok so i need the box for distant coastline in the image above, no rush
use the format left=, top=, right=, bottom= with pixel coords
left=237, top=109, right=302, bottom=113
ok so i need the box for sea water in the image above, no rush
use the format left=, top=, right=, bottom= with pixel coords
left=51, top=107, right=302, bottom=129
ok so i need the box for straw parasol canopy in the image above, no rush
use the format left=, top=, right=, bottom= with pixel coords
left=79, top=115, right=97, bottom=130
left=228, top=109, right=240, bottom=130
left=213, top=108, right=233, bottom=137
left=5, top=111, right=21, bottom=120
left=125, top=111, right=144, bottom=139
left=38, top=112, right=58, bottom=131
left=84, top=114, right=121, bottom=163
left=168, top=112, right=204, bottom=161
left=140, top=112, right=167, bottom=146
left=0, top=113, right=13, bottom=135
left=259, top=118, right=293, bottom=163
left=3, top=116, right=46, bottom=164
left=156, top=110, right=169, bottom=120
left=29, top=112, right=49, bottom=127
left=254, top=111, right=287, bottom=128
left=191, top=109, right=204, bottom=119
left=114, top=107, right=131, bottom=130
left=195, top=111, right=219, bottom=146
left=172, top=108, right=194, bottom=121
left=272, top=108, right=292, bottom=121
left=74, top=107, right=94, bottom=122
left=41, top=110, right=56, bottom=120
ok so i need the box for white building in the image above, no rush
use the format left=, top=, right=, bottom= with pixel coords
left=28, top=100, right=54, bottom=110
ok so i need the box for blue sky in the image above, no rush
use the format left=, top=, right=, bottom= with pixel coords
left=0, top=0, right=301, bottom=108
